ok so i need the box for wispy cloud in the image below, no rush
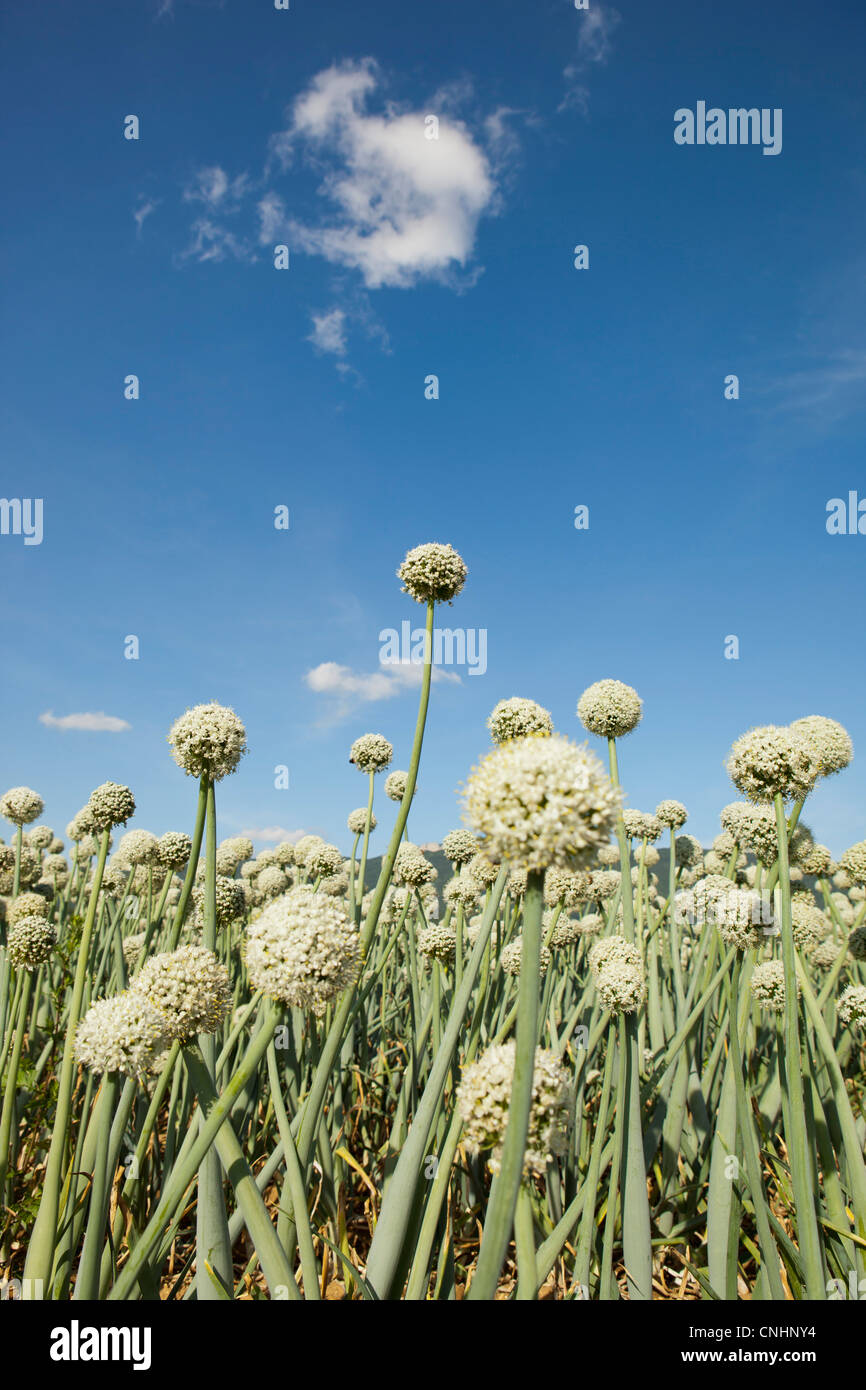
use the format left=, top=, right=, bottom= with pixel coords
left=560, top=4, right=621, bottom=114
left=39, top=710, right=131, bottom=732
left=133, top=197, right=160, bottom=236
left=308, top=308, right=348, bottom=358
left=767, top=350, right=866, bottom=419
left=183, top=166, right=249, bottom=211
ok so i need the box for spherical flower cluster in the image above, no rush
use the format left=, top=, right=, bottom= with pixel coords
left=100, top=863, right=129, bottom=899
left=622, top=810, right=662, bottom=843
left=790, top=902, right=830, bottom=953
left=397, top=542, right=467, bottom=605
left=576, top=680, right=642, bottom=739
left=674, top=834, right=703, bottom=868
left=257, top=865, right=289, bottom=898
left=122, top=932, right=146, bottom=968
left=158, top=832, right=192, bottom=869
left=75, top=992, right=169, bottom=1077
left=8, top=914, right=58, bottom=969
left=416, top=923, right=458, bottom=964
left=810, top=939, right=840, bottom=970
left=67, top=808, right=96, bottom=841
left=466, top=852, right=499, bottom=889
left=596, top=844, right=620, bottom=866
left=347, top=808, right=374, bottom=836
left=318, top=871, right=350, bottom=898
left=87, top=782, right=136, bottom=830
left=500, top=937, right=552, bottom=979
left=0, top=787, right=45, bottom=826
left=456, top=1042, right=571, bottom=1176
left=837, top=984, right=866, bottom=1028
left=25, top=825, right=53, bottom=851
left=656, top=799, right=688, bottom=828
left=305, top=843, right=344, bottom=879
left=839, top=841, right=866, bottom=885
left=487, top=698, right=553, bottom=745
left=847, top=926, right=866, bottom=961
left=543, top=868, right=592, bottom=908
left=349, top=733, right=393, bottom=774
left=254, top=850, right=278, bottom=871
left=43, top=853, right=69, bottom=878
left=75, top=834, right=100, bottom=860
left=273, top=842, right=295, bottom=867
left=789, top=716, right=853, bottom=778
left=443, top=873, right=480, bottom=910
left=507, top=866, right=527, bottom=898
left=192, top=875, right=247, bottom=928
left=788, top=823, right=816, bottom=866
left=588, top=869, right=621, bottom=901
left=749, top=960, right=793, bottom=1013
left=384, top=771, right=409, bottom=802
left=462, top=734, right=620, bottom=873
left=439, top=829, right=477, bottom=865
left=549, top=913, right=597, bottom=947
left=131, top=945, right=231, bottom=1041
left=675, top=877, right=774, bottom=948
left=588, top=936, right=646, bottom=1014
left=8, top=891, right=51, bottom=925
left=168, top=702, right=247, bottom=782
left=244, top=887, right=361, bottom=1010
left=116, top=829, right=160, bottom=867
left=392, top=843, right=435, bottom=887
left=219, top=836, right=254, bottom=869
left=798, top=843, right=832, bottom=877
left=726, top=725, right=818, bottom=804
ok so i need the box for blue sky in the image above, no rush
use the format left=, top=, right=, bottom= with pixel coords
left=1, top=0, right=864, bottom=859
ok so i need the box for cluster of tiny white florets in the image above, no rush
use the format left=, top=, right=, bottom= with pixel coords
left=25, top=825, right=53, bottom=850
left=192, top=875, right=247, bottom=928
left=347, top=808, right=373, bottom=836
left=168, top=702, right=248, bottom=781
left=244, top=887, right=360, bottom=1010
left=443, top=873, right=480, bottom=910
left=87, top=782, right=136, bottom=831
left=416, top=923, right=458, bottom=964
left=0, top=787, right=45, bottom=826
left=122, top=932, right=146, bottom=968
left=543, top=868, right=592, bottom=908
left=576, top=680, right=643, bottom=739
left=75, top=992, right=169, bottom=1077
left=456, top=1042, right=571, bottom=1176
left=304, top=843, right=344, bottom=879
left=131, top=946, right=231, bottom=1041
left=588, top=936, right=646, bottom=1013
left=397, top=542, right=467, bottom=605
left=675, top=877, right=774, bottom=948
left=42, top=853, right=69, bottom=879
left=837, top=984, right=866, bottom=1028
left=115, top=829, right=160, bottom=867
left=462, top=734, right=621, bottom=873
left=749, top=960, right=793, bottom=1013
left=219, top=836, right=254, bottom=870
left=798, top=843, right=832, bottom=877
left=788, top=716, right=853, bottom=778
left=810, top=939, right=840, bottom=970
left=596, top=844, right=620, bottom=866
left=839, top=841, right=866, bottom=885
left=790, top=902, right=830, bottom=953
left=500, top=937, right=552, bottom=979
left=671, top=833, right=701, bottom=868
left=726, top=726, right=819, bottom=804
left=655, top=799, right=688, bottom=828
left=441, top=829, right=478, bottom=865
left=290, top=836, right=323, bottom=867
left=157, top=831, right=192, bottom=869
left=257, top=865, right=289, bottom=898
left=847, top=926, right=866, bottom=961
left=487, top=698, right=554, bottom=745
left=384, top=770, right=409, bottom=802
left=7, top=914, right=58, bottom=969
left=549, top=914, right=591, bottom=948
left=464, top=852, right=498, bottom=889
left=7, top=891, right=51, bottom=925
left=392, top=843, right=435, bottom=887
left=622, top=810, right=662, bottom=843
left=349, top=734, right=393, bottom=774
left=588, top=869, right=621, bottom=901
left=66, top=807, right=96, bottom=841
left=507, top=866, right=527, bottom=898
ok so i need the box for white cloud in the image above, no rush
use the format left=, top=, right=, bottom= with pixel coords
left=178, top=218, right=255, bottom=264
left=561, top=4, right=620, bottom=114
left=275, top=59, right=496, bottom=289
left=239, top=826, right=307, bottom=844
left=308, top=308, right=348, bottom=357
left=39, top=710, right=131, bottom=732
left=305, top=658, right=459, bottom=722
left=133, top=198, right=159, bottom=235
left=183, top=166, right=249, bottom=210
left=257, top=191, right=286, bottom=243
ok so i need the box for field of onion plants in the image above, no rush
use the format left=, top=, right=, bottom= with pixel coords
left=1, top=542, right=864, bottom=1302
